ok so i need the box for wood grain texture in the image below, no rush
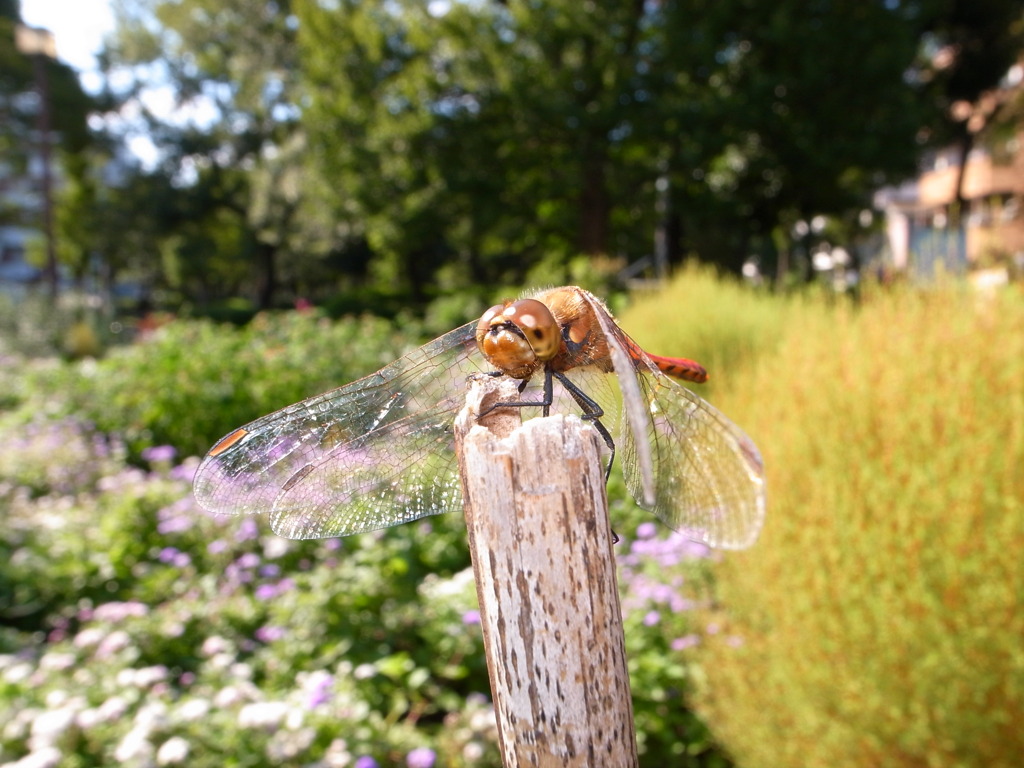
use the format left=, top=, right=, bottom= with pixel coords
left=455, top=375, right=638, bottom=768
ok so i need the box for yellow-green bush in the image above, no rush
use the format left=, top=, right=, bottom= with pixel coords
left=620, top=262, right=796, bottom=394
left=675, top=280, right=1024, bottom=768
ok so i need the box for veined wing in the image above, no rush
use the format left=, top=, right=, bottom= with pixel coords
left=626, top=367, right=766, bottom=549
left=574, top=296, right=765, bottom=549
left=193, top=321, right=485, bottom=538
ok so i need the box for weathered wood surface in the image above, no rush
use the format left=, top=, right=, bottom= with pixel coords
left=455, top=375, right=638, bottom=768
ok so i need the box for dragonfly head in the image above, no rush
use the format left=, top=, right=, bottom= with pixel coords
left=476, top=298, right=560, bottom=379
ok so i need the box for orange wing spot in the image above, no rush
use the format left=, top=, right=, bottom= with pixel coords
left=209, top=427, right=249, bottom=457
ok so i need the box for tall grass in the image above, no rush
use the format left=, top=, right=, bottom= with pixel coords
left=619, top=263, right=797, bottom=396
left=644, top=274, right=1024, bottom=768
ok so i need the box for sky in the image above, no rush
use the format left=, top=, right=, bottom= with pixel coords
left=20, top=0, right=116, bottom=90
left=19, top=0, right=195, bottom=167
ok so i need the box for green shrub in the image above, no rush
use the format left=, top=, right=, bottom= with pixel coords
left=10, top=310, right=420, bottom=460
left=690, top=283, right=1024, bottom=768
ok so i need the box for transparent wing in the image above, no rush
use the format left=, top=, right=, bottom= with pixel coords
left=572, top=295, right=766, bottom=550
left=622, top=369, right=766, bottom=549
left=193, top=322, right=487, bottom=538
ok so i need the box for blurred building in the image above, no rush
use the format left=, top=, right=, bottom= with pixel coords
left=1, top=25, right=62, bottom=298
left=875, top=65, right=1024, bottom=281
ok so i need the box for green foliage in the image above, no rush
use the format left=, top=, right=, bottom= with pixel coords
left=0, top=276, right=756, bottom=766
left=0, top=416, right=500, bottom=766
left=5, top=271, right=1022, bottom=767
left=8, top=310, right=420, bottom=461
left=689, top=282, right=1024, bottom=768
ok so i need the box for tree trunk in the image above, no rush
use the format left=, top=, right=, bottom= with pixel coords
left=579, top=144, right=610, bottom=255
left=256, top=240, right=278, bottom=310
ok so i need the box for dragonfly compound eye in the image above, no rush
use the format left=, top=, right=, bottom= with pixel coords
left=504, top=299, right=560, bottom=361
left=476, top=298, right=559, bottom=378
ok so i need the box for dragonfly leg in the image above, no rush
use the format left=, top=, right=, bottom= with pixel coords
left=477, top=368, right=553, bottom=418
left=551, top=371, right=615, bottom=482
left=479, top=368, right=620, bottom=545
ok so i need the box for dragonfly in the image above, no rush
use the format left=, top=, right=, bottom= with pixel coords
left=193, top=286, right=766, bottom=549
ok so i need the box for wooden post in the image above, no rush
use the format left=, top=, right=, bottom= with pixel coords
left=454, top=375, right=639, bottom=768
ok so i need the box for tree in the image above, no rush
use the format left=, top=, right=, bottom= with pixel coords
left=915, top=0, right=1024, bottom=210
left=1, top=0, right=93, bottom=286
left=96, top=0, right=332, bottom=309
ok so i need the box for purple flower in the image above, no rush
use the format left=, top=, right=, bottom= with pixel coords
left=237, top=518, right=259, bottom=541
left=158, top=499, right=194, bottom=533
left=305, top=672, right=334, bottom=709
left=462, top=610, right=481, bottom=625
left=635, top=522, right=658, bottom=540
left=259, top=564, right=281, bottom=577
left=671, top=634, right=700, bottom=651
left=157, top=514, right=192, bottom=534
left=207, top=539, right=228, bottom=555
left=170, top=460, right=198, bottom=483
left=142, top=445, right=177, bottom=463
left=355, top=758, right=379, bottom=768
left=643, top=611, right=661, bottom=627
left=236, top=553, right=261, bottom=569
left=254, top=583, right=278, bottom=601
left=93, top=601, right=149, bottom=622
left=255, top=625, right=286, bottom=643
left=157, top=547, right=191, bottom=568
left=406, top=747, right=436, bottom=768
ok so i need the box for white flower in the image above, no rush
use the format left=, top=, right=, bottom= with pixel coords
left=135, top=666, right=170, bottom=688
left=73, top=627, right=105, bottom=648
left=9, top=746, right=62, bottom=768
left=321, top=738, right=352, bottom=768
left=207, top=652, right=234, bottom=670
left=463, top=742, right=485, bottom=761
left=97, top=696, right=129, bottom=723
left=38, top=653, right=76, bottom=672
left=156, top=736, right=190, bottom=765
left=28, top=707, right=76, bottom=749
left=353, top=664, right=376, bottom=680
left=175, top=698, right=210, bottom=722
left=43, top=691, right=67, bottom=709
left=420, top=566, right=475, bottom=598
left=3, top=661, right=33, bottom=684
left=4, top=707, right=40, bottom=741
left=200, top=636, right=231, bottom=657
left=238, top=701, right=290, bottom=729
left=113, top=727, right=153, bottom=763
left=134, top=702, right=169, bottom=731
left=267, top=727, right=315, bottom=761
left=76, top=708, right=102, bottom=730
left=214, top=685, right=245, bottom=708
left=262, top=535, right=291, bottom=559
left=229, top=662, right=253, bottom=680
left=95, top=630, right=131, bottom=658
